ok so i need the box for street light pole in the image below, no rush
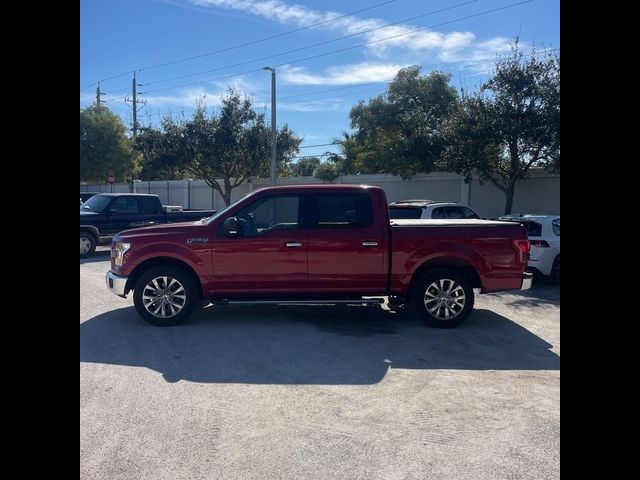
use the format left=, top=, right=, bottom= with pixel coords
left=263, top=67, right=277, bottom=186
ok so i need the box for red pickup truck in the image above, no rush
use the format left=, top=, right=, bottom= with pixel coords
left=106, top=185, right=531, bottom=328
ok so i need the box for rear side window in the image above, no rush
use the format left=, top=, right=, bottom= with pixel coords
left=389, top=207, right=423, bottom=219
left=140, top=197, right=161, bottom=214
left=522, top=221, right=542, bottom=237
left=312, top=193, right=373, bottom=228
left=552, top=218, right=560, bottom=236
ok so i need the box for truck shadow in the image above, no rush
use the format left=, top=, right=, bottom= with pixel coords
left=80, top=303, right=559, bottom=385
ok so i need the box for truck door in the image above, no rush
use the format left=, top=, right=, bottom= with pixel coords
left=306, top=192, right=387, bottom=295
left=212, top=194, right=308, bottom=296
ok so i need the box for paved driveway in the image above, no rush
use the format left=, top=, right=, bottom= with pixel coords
left=81, top=249, right=559, bottom=480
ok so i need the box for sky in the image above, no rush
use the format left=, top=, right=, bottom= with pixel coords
left=80, top=0, right=560, bottom=160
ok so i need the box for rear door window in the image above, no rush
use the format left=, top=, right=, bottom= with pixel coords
left=312, top=193, right=373, bottom=228
left=431, top=207, right=446, bottom=219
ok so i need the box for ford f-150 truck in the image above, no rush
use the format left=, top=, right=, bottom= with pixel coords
left=105, top=185, right=531, bottom=328
left=80, top=193, right=215, bottom=258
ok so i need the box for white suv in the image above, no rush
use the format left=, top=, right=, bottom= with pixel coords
left=388, top=200, right=481, bottom=220
left=498, top=214, right=560, bottom=284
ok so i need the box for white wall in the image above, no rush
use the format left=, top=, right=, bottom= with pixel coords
left=81, top=170, right=559, bottom=217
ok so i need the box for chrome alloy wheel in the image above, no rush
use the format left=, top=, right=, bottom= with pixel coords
left=423, top=279, right=466, bottom=320
left=80, top=236, right=92, bottom=255
left=142, top=276, right=187, bottom=318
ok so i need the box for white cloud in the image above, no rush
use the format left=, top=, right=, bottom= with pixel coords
left=280, top=62, right=405, bottom=85
left=144, top=76, right=266, bottom=108
left=186, top=0, right=514, bottom=61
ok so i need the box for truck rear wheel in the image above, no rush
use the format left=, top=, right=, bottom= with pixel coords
left=412, top=268, right=474, bottom=328
left=133, top=266, right=199, bottom=326
left=80, top=231, right=96, bottom=258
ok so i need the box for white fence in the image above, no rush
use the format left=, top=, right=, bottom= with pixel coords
left=81, top=170, right=559, bottom=218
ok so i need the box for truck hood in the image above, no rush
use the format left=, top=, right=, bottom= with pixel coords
left=116, top=221, right=209, bottom=241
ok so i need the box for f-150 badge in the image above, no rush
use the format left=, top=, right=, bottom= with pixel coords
left=187, top=237, right=209, bottom=244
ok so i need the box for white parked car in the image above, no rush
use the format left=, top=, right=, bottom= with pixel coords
left=498, top=214, right=560, bottom=283
left=388, top=200, right=481, bottom=220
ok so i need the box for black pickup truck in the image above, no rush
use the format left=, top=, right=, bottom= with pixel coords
left=80, top=193, right=216, bottom=257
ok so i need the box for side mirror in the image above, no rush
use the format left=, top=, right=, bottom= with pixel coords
left=222, top=217, right=242, bottom=238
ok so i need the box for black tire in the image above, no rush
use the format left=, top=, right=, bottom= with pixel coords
left=412, top=268, right=475, bottom=328
left=80, top=231, right=96, bottom=258
left=133, top=266, right=199, bottom=326
left=548, top=255, right=560, bottom=284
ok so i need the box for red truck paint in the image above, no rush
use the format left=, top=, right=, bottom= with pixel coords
left=106, top=185, right=531, bottom=327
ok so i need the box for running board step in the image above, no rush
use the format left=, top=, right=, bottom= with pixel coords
left=212, top=298, right=385, bottom=306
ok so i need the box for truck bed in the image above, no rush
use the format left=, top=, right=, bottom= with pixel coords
left=389, top=218, right=528, bottom=294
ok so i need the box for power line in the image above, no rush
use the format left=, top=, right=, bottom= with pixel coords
left=139, top=0, right=398, bottom=73
left=143, top=0, right=481, bottom=88
left=142, top=0, right=534, bottom=96
left=279, top=81, right=392, bottom=100
left=80, top=0, right=397, bottom=91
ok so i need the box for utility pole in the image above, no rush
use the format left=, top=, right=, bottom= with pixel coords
left=263, top=67, right=277, bottom=185
left=125, top=72, right=146, bottom=141
left=96, top=82, right=105, bottom=107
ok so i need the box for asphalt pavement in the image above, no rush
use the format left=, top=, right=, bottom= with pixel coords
left=81, top=247, right=559, bottom=480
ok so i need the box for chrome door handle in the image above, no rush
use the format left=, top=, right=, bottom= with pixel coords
left=286, top=242, right=303, bottom=248
left=362, top=241, right=379, bottom=247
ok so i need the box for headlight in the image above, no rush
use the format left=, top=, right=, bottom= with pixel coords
left=114, top=242, right=131, bottom=266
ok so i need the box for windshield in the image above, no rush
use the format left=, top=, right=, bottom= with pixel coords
left=80, top=195, right=111, bottom=213
left=202, top=191, right=256, bottom=224
left=389, top=207, right=423, bottom=219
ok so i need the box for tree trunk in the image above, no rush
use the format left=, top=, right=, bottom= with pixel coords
left=504, top=184, right=515, bottom=215
left=222, top=178, right=232, bottom=206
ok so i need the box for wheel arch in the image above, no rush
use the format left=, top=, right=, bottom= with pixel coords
left=408, top=256, right=482, bottom=300
left=125, top=257, right=203, bottom=299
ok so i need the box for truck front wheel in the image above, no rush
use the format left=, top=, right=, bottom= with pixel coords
left=133, top=266, right=199, bottom=326
left=412, top=268, right=475, bottom=328
left=80, top=232, right=96, bottom=258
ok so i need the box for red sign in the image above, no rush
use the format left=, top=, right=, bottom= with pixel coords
left=108, top=174, right=115, bottom=185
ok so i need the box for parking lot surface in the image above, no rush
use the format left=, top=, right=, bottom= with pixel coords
left=81, top=248, right=559, bottom=480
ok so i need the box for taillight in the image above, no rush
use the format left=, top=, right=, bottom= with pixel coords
left=530, top=240, right=550, bottom=248
left=513, top=239, right=530, bottom=264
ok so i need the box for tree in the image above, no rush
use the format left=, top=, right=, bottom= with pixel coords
left=80, top=105, right=140, bottom=183
left=314, top=162, right=340, bottom=183
left=442, top=41, right=560, bottom=214
left=290, top=156, right=321, bottom=176
left=160, top=90, right=302, bottom=205
left=135, top=126, right=186, bottom=180
left=344, top=67, right=459, bottom=178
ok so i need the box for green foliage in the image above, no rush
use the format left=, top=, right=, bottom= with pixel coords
left=136, top=126, right=186, bottom=180
left=344, top=67, right=459, bottom=178
left=314, top=162, right=340, bottom=183
left=290, top=156, right=321, bottom=177
left=80, top=105, right=140, bottom=183
left=442, top=40, right=560, bottom=214
left=146, top=90, right=301, bottom=205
